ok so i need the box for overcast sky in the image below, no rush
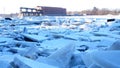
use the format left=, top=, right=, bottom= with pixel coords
left=0, top=0, right=120, bottom=14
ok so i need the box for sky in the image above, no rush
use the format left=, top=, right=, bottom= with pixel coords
left=0, top=0, right=120, bottom=14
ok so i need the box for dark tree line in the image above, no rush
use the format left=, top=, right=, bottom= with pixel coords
left=67, top=7, right=120, bottom=15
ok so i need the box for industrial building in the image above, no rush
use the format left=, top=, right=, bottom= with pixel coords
left=19, top=6, right=66, bottom=16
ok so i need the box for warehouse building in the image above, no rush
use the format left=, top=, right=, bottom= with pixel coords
left=19, top=6, right=66, bottom=16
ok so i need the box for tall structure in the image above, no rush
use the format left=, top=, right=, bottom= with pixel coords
left=19, top=6, right=66, bottom=16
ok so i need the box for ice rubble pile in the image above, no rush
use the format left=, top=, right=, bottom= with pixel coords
left=0, top=16, right=120, bottom=68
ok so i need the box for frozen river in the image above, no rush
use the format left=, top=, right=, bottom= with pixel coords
left=0, top=15, right=120, bottom=68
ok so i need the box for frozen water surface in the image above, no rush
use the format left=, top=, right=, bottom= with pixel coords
left=0, top=15, right=120, bottom=68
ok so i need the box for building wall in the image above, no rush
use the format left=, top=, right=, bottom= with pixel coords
left=41, top=6, right=66, bottom=16
left=20, top=6, right=66, bottom=16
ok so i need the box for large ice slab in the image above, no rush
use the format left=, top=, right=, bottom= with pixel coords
left=81, top=52, right=93, bottom=67
left=37, top=43, right=75, bottom=68
left=0, top=60, right=12, bottom=68
left=14, top=55, right=58, bottom=68
left=82, top=50, right=120, bottom=68
left=0, top=55, right=15, bottom=68
left=0, top=37, right=14, bottom=46
left=22, top=33, right=48, bottom=42
left=91, top=51, right=120, bottom=68
left=108, top=40, right=120, bottom=50
left=23, top=45, right=39, bottom=59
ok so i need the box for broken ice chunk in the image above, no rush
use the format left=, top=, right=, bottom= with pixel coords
left=14, top=55, right=58, bottom=68
left=37, top=43, right=75, bottom=68
left=108, top=40, right=120, bottom=50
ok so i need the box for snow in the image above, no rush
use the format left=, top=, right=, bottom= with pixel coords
left=0, top=15, right=120, bottom=68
